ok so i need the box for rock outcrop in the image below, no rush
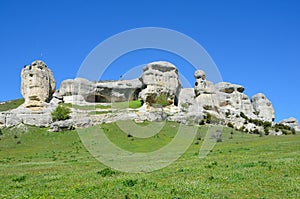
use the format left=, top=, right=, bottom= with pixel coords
left=59, top=61, right=181, bottom=107
left=280, top=117, right=300, bottom=132
left=59, top=78, right=142, bottom=104
left=139, top=61, right=181, bottom=107
left=1, top=59, right=297, bottom=135
left=21, top=60, right=56, bottom=111
left=215, top=82, right=254, bottom=117
left=194, top=70, right=215, bottom=96
left=251, top=93, right=275, bottom=122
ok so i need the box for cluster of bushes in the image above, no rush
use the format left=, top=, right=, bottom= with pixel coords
left=238, top=112, right=295, bottom=135
left=274, top=123, right=296, bottom=135
left=150, top=93, right=172, bottom=108
left=199, top=113, right=220, bottom=125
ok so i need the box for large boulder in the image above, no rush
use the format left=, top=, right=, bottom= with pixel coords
left=139, top=61, right=181, bottom=107
left=21, top=60, right=56, bottom=111
left=251, top=93, right=275, bottom=122
left=215, top=82, right=245, bottom=94
left=215, top=82, right=254, bottom=117
left=49, top=119, right=74, bottom=132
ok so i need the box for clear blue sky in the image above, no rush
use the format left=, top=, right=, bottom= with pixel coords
left=0, top=0, right=299, bottom=122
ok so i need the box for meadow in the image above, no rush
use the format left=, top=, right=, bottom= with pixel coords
left=0, top=122, right=299, bottom=198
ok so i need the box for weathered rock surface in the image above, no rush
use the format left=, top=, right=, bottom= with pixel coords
left=59, top=78, right=142, bottom=104
left=280, top=117, right=300, bottom=131
left=194, top=70, right=215, bottom=96
left=1, top=59, right=297, bottom=134
left=269, top=129, right=283, bottom=136
left=139, top=61, right=181, bottom=107
left=251, top=93, right=275, bottom=122
left=50, top=119, right=74, bottom=132
left=0, top=113, right=6, bottom=128
left=21, top=60, right=56, bottom=111
left=216, top=82, right=254, bottom=117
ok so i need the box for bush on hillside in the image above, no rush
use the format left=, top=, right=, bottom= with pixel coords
left=51, top=105, right=71, bottom=121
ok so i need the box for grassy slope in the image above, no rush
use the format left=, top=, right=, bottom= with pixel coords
left=0, top=98, right=24, bottom=112
left=0, top=123, right=299, bottom=198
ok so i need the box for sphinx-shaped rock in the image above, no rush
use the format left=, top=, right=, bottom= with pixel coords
left=139, top=61, right=181, bottom=106
left=251, top=93, right=275, bottom=121
left=21, top=60, right=56, bottom=111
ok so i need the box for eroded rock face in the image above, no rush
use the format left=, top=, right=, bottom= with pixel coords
left=280, top=117, right=300, bottom=131
left=21, top=60, right=56, bottom=111
left=139, top=61, right=181, bottom=106
left=251, top=93, right=275, bottom=122
left=216, top=82, right=254, bottom=117
left=194, top=70, right=215, bottom=96
left=59, top=78, right=142, bottom=104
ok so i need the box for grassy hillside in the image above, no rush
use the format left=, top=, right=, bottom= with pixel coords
left=0, top=98, right=24, bottom=112
left=0, top=122, right=299, bottom=198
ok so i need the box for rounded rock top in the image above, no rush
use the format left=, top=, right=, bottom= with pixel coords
left=194, top=70, right=206, bottom=80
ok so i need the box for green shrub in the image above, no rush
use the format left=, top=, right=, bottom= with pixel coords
left=227, top=122, right=234, bottom=128
left=249, top=118, right=263, bottom=126
left=151, top=93, right=172, bottom=107
left=264, top=127, right=270, bottom=135
left=252, top=129, right=260, bottom=134
left=51, top=105, right=71, bottom=121
left=128, top=100, right=143, bottom=109
left=12, top=175, right=26, bottom=182
left=240, top=112, right=249, bottom=121
left=263, top=121, right=272, bottom=129
left=123, top=179, right=138, bottom=187
left=97, top=168, right=117, bottom=177
left=225, top=111, right=231, bottom=118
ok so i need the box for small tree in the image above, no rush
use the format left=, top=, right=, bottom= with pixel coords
left=51, top=105, right=71, bottom=121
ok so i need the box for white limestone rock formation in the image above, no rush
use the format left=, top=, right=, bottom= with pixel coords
left=215, top=82, right=254, bottom=117
left=193, top=70, right=218, bottom=114
left=59, top=78, right=142, bottom=104
left=139, top=61, right=181, bottom=107
left=194, top=70, right=215, bottom=96
left=251, top=93, right=275, bottom=122
left=280, top=117, right=300, bottom=131
left=21, top=60, right=56, bottom=111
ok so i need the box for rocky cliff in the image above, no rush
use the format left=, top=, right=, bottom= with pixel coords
left=0, top=60, right=299, bottom=133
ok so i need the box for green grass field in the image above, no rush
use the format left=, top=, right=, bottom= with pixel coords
left=0, top=122, right=299, bottom=198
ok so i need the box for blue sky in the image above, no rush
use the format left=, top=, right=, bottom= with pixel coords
left=0, top=0, right=299, bottom=122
